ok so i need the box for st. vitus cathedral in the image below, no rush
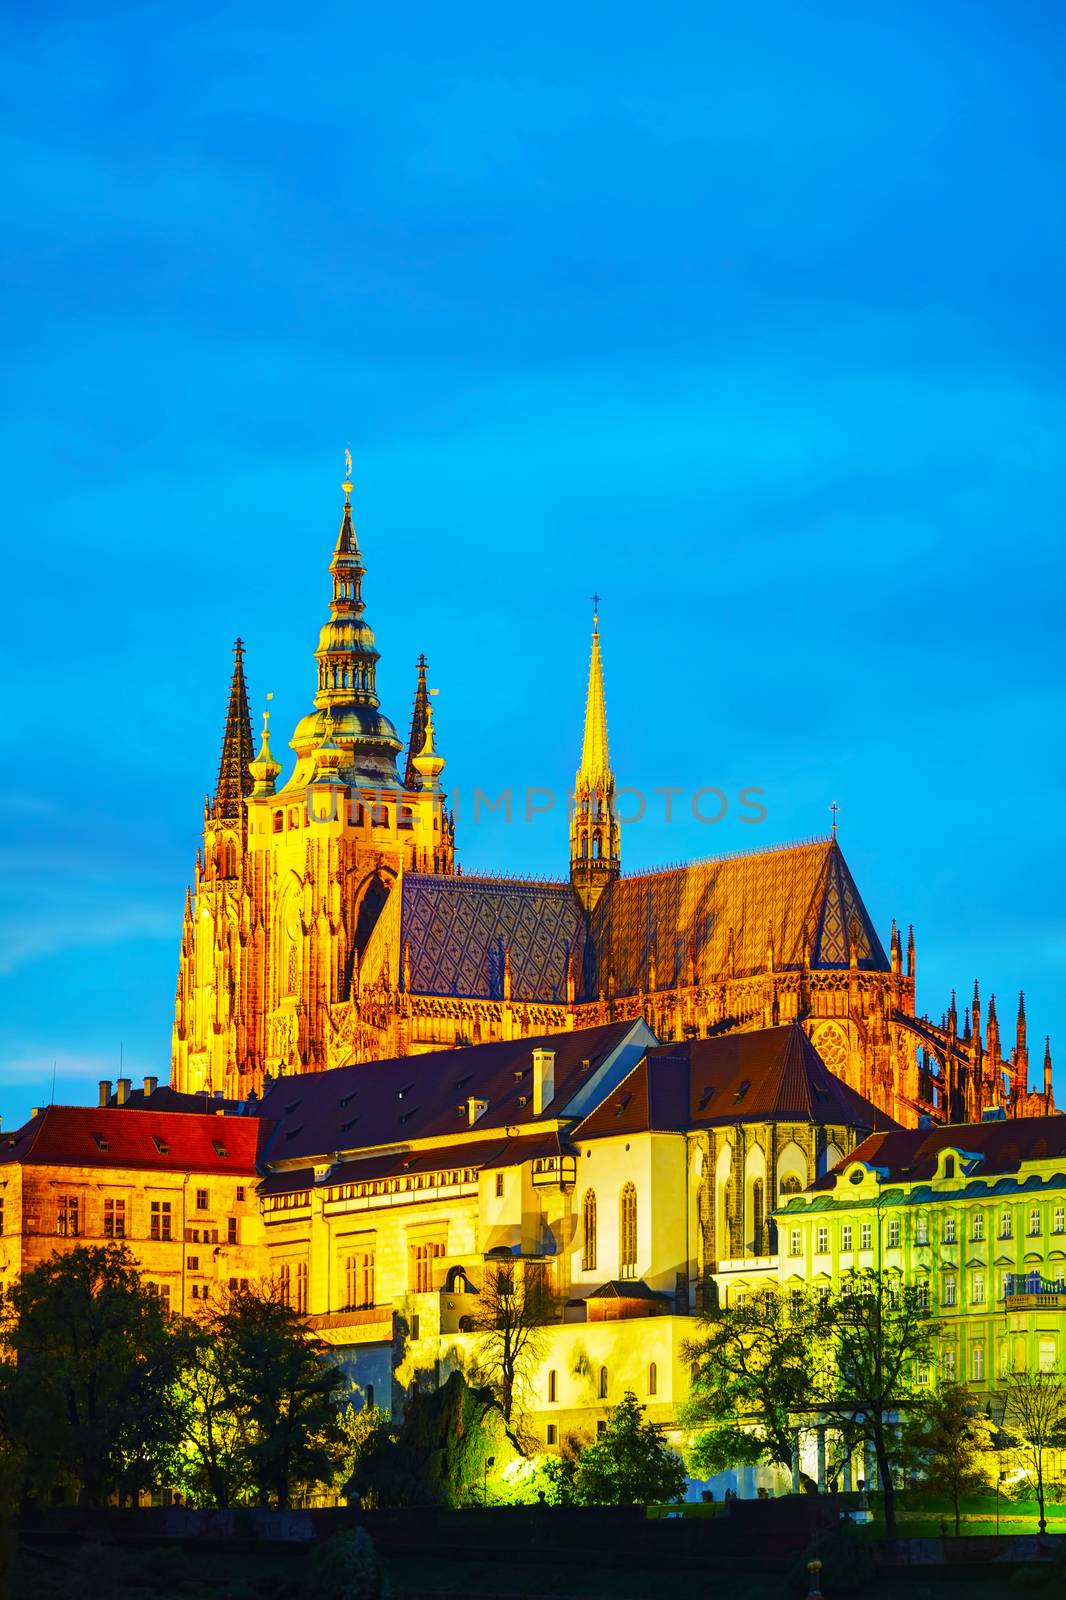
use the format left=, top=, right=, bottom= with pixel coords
left=172, top=470, right=1054, bottom=1127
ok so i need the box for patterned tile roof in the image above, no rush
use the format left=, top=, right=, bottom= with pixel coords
left=585, top=838, right=887, bottom=997
left=401, top=874, right=585, bottom=1001
left=400, top=840, right=886, bottom=1005
left=572, top=1024, right=896, bottom=1140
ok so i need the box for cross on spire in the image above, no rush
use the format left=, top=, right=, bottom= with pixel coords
left=590, top=591, right=602, bottom=614
left=829, top=800, right=840, bottom=835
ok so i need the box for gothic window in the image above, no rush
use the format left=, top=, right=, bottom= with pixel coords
left=648, top=1362, right=658, bottom=1396
left=278, top=1263, right=291, bottom=1305
left=548, top=1369, right=557, bottom=1403
left=582, top=1189, right=597, bottom=1272
left=599, top=1366, right=608, bottom=1400
left=619, top=1183, right=637, bottom=1279
left=296, top=1261, right=308, bottom=1313
left=751, top=1179, right=765, bottom=1255
left=696, top=1182, right=710, bottom=1276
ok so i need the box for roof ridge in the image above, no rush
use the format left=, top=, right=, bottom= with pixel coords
left=619, top=835, right=834, bottom=883
left=406, top=870, right=571, bottom=888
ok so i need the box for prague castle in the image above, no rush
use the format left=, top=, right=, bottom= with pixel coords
left=172, top=470, right=1053, bottom=1129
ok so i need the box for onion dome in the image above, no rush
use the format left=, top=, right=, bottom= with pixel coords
left=249, top=700, right=282, bottom=796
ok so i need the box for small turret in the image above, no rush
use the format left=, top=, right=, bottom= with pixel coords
left=409, top=686, right=445, bottom=791
left=249, top=698, right=283, bottom=796
left=907, top=924, right=916, bottom=980
left=1044, top=1036, right=1054, bottom=1104
left=987, top=993, right=1001, bottom=1062
left=890, top=919, right=902, bottom=976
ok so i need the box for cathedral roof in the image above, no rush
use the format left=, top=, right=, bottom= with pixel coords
left=399, top=838, right=886, bottom=1004
left=0, top=1105, right=265, bottom=1173
left=810, top=1114, right=1066, bottom=1190
left=585, top=837, right=886, bottom=996
left=258, top=1130, right=572, bottom=1196
left=571, top=1023, right=896, bottom=1141
left=256, top=1019, right=645, bottom=1164
left=400, top=874, right=585, bottom=1002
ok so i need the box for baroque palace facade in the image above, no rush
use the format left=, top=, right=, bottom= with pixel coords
left=172, top=471, right=1053, bottom=1129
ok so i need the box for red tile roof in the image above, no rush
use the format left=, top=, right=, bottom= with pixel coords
left=257, top=1020, right=639, bottom=1163
left=572, top=1023, right=896, bottom=1140
left=812, top=1114, right=1066, bottom=1187
left=0, top=1105, right=266, bottom=1174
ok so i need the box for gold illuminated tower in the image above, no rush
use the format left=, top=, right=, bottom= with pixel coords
left=570, top=606, right=620, bottom=912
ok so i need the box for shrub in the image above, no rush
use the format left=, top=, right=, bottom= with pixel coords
left=302, top=1529, right=385, bottom=1600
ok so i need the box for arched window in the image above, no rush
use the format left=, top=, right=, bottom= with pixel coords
left=619, top=1183, right=637, bottom=1279
left=599, top=1366, right=608, bottom=1399
left=648, top=1362, right=658, bottom=1397
left=751, top=1178, right=765, bottom=1255
left=273, top=811, right=284, bottom=833
left=582, top=1190, right=597, bottom=1272
left=548, top=1369, right=557, bottom=1403
left=365, top=1383, right=374, bottom=1409
left=696, top=1182, right=711, bottom=1277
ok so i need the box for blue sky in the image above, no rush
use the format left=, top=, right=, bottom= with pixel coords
left=1, top=1, right=1063, bottom=1124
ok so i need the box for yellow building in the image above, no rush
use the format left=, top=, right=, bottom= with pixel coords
left=776, top=1114, right=1066, bottom=1401
left=171, top=469, right=1052, bottom=1129
left=251, top=1016, right=889, bottom=1455
left=0, top=1093, right=265, bottom=1315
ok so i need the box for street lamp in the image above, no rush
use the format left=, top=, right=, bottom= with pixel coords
left=996, top=1469, right=1006, bottom=1535
left=484, top=1455, right=495, bottom=1508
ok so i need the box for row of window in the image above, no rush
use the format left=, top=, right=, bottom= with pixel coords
left=580, top=1184, right=638, bottom=1278
left=797, top=1205, right=1066, bottom=1257
left=776, top=1269, right=1050, bottom=1311
left=53, top=1197, right=240, bottom=1244
left=545, top=1362, right=658, bottom=1405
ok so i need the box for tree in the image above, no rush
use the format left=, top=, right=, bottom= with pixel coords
left=817, top=1270, right=933, bottom=1540
left=0, top=1245, right=176, bottom=1506
left=682, top=1286, right=824, bottom=1475
left=902, top=1383, right=995, bottom=1535
left=572, top=1391, right=686, bottom=1506
left=170, top=1313, right=255, bottom=1508
left=1002, top=1367, right=1066, bottom=1535
left=176, top=1283, right=348, bottom=1509
left=351, top=1371, right=515, bottom=1507
left=470, top=1258, right=559, bottom=1428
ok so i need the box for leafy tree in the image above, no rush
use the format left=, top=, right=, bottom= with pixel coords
left=170, top=1312, right=254, bottom=1508
left=0, top=1244, right=176, bottom=1506
left=352, top=1370, right=515, bottom=1507
left=572, top=1391, right=686, bottom=1506
left=1002, top=1367, right=1066, bottom=1535
left=817, top=1269, right=933, bottom=1540
left=176, top=1283, right=347, bottom=1509
left=470, top=1258, right=559, bottom=1428
left=682, top=1286, right=823, bottom=1475
left=902, top=1383, right=995, bottom=1534
left=334, top=1400, right=390, bottom=1500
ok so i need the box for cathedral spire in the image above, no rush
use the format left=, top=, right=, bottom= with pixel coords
left=294, top=459, right=402, bottom=788
left=404, top=654, right=431, bottom=789
left=580, top=607, right=611, bottom=781
left=212, top=638, right=255, bottom=820
left=570, top=603, right=620, bottom=913
left=1045, top=1036, right=1054, bottom=1102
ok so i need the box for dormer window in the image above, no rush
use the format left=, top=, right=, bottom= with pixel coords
left=93, top=1132, right=109, bottom=1152
left=943, top=1155, right=955, bottom=1179
left=152, top=1136, right=169, bottom=1156
left=733, top=1079, right=750, bottom=1104
left=212, top=1140, right=229, bottom=1159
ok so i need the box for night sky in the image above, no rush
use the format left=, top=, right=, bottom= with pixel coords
left=2, top=2, right=1063, bottom=1124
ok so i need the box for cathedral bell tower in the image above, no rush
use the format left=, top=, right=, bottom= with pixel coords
left=570, top=607, right=620, bottom=913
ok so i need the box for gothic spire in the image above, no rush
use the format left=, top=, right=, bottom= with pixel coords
left=404, top=653, right=431, bottom=790
left=1044, top=1035, right=1054, bottom=1100
left=212, top=638, right=255, bottom=820
left=579, top=608, right=611, bottom=781
left=570, top=604, right=620, bottom=912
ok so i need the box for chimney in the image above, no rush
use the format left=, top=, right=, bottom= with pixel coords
left=31, top=1107, right=40, bottom=1119
left=467, top=1096, right=488, bottom=1127
left=116, top=1078, right=131, bottom=1106
left=143, top=1075, right=158, bottom=1098
left=98, top=1079, right=112, bottom=1108
left=532, top=1049, right=555, bottom=1115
